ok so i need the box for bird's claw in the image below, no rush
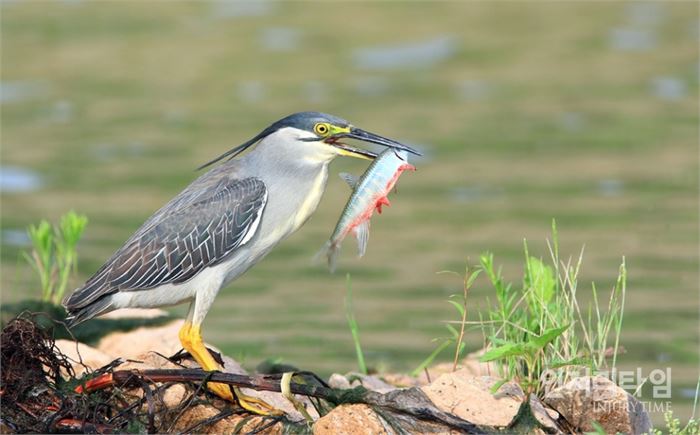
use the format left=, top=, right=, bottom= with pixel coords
left=233, top=386, right=283, bottom=416
left=207, top=383, right=282, bottom=416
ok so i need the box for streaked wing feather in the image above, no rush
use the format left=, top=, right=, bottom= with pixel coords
left=68, top=177, right=267, bottom=308
left=114, top=177, right=267, bottom=291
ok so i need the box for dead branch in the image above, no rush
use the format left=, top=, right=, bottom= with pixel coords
left=103, top=369, right=487, bottom=434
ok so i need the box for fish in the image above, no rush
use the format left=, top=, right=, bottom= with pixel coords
left=317, top=148, right=415, bottom=272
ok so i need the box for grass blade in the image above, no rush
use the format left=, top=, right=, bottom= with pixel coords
left=344, top=274, right=367, bottom=375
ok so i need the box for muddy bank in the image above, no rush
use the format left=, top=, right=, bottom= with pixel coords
left=1, top=316, right=651, bottom=434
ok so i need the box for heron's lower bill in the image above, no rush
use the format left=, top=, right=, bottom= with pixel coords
left=317, top=148, right=415, bottom=272
left=327, top=137, right=377, bottom=160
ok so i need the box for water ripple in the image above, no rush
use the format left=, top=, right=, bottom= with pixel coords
left=352, top=36, right=458, bottom=71
left=0, top=166, right=43, bottom=193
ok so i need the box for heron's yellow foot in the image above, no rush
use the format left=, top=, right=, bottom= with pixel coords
left=232, top=386, right=282, bottom=415
left=178, top=322, right=282, bottom=416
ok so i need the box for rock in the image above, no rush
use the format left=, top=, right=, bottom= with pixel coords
left=161, top=383, right=188, bottom=409
left=114, top=352, right=185, bottom=404
left=313, top=404, right=390, bottom=435
left=345, top=373, right=397, bottom=393
left=529, top=394, right=563, bottom=434
left=328, top=373, right=397, bottom=393
left=382, top=373, right=419, bottom=388
left=238, top=388, right=320, bottom=423
left=98, top=320, right=184, bottom=359
left=100, top=308, right=168, bottom=320
left=54, top=339, right=113, bottom=376
left=544, top=375, right=652, bottom=434
left=328, top=373, right=352, bottom=389
left=175, top=352, right=244, bottom=374
left=352, top=375, right=396, bottom=393
left=172, top=404, right=282, bottom=434
left=117, top=351, right=182, bottom=371
left=220, top=355, right=247, bottom=375
left=417, top=362, right=455, bottom=385
left=421, top=371, right=524, bottom=427
left=416, top=350, right=495, bottom=386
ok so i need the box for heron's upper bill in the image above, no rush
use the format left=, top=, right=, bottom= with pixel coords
left=330, top=127, right=422, bottom=157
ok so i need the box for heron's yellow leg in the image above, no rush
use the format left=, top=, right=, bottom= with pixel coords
left=178, top=322, right=281, bottom=415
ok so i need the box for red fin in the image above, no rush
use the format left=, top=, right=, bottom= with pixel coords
left=376, top=196, right=391, bottom=214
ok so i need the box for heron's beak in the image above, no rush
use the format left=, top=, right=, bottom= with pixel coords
left=325, top=136, right=378, bottom=161
left=334, top=127, right=422, bottom=157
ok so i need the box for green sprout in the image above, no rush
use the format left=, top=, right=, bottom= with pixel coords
left=410, top=265, right=480, bottom=377
left=23, top=210, right=88, bottom=305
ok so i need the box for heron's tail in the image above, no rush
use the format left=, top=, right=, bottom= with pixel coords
left=62, top=279, right=116, bottom=328
left=64, top=295, right=115, bottom=328
left=314, top=240, right=341, bottom=273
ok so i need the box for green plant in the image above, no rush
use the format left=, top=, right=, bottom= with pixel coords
left=646, top=377, right=700, bottom=435
left=647, top=411, right=699, bottom=435
left=410, top=265, right=481, bottom=377
left=344, top=274, right=367, bottom=375
left=23, top=210, right=88, bottom=305
left=478, top=220, right=627, bottom=396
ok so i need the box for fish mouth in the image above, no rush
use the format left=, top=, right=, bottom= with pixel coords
left=332, top=127, right=422, bottom=157
left=325, top=136, right=378, bottom=160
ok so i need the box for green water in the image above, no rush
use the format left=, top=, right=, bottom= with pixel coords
left=2, top=1, right=698, bottom=425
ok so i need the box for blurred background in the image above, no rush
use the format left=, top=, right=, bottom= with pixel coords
left=1, top=0, right=697, bottom=424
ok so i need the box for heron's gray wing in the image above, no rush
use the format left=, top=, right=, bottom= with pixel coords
left=66, top=177, right=267, bottom=308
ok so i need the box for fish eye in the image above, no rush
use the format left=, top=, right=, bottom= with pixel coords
left=314, top=123, right=330, bottom=136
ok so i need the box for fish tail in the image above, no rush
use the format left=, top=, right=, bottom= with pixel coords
left=314, top=240, right=341, bottom=273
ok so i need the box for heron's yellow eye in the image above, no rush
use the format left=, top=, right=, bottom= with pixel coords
left=314, top=123, right=330, bottom=136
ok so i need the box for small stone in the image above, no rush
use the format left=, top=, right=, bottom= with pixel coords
left=329, top=373, right=397, bottom=393
left=382, top=373, right=418, bottom=388
left=162, top=383, right=188, bottom=409
left=529, top=394, right=563, bottom=433
left=421, top=371, right=524, bottom=428
left=348, top=373, right=397, bottom=393
left=328, top=373, right=351, bottom=389
left=313, top=404, right=389, bottom=435
left=236, top=388, right=320, bottom=423
left=544, top=375, right=652, bottom=434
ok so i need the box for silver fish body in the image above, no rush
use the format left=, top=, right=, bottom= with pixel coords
left=318, top=148, right=415, bottom=271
